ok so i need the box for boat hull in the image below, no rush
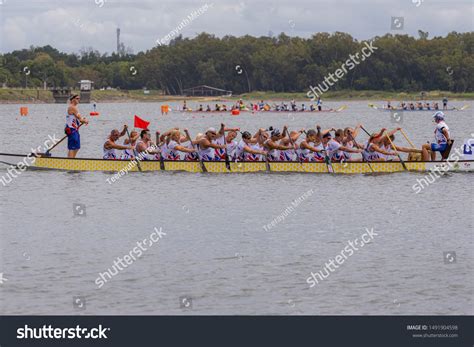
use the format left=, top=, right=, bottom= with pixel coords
left=0, top=153, right=473, bottom=173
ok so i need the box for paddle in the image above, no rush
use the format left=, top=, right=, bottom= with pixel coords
left=42, top=123, right=84, bottom=157
left=155, top=131, right=165, bottom=171
left=126, top=127, right=142, bottom=172
left=219, top=124, right=231, bottom=171
left=384, top=131, right=408, bottom=171
left=184, top=129, right=207, bottom=173
left=316, top=126, right=334, bottom=173
left=368, top=103, right=379, bottom=110
left=400, top=129, right=416, bottom=149
left=359, top=125, right=371, bottom=137
left=258, top=129, right=270, bottom=172
left=347, top=130, right=374, bottom=173
left=335, top=105, right=347, bottom=112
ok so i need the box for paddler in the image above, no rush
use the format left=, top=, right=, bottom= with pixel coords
left=197, top=127, right=226, bottom=160
left=363, top=128, right=396, bottom=161
left=135, top=129, right=160, bottom=160
left=442, top=96, right=448, bottom=110
left=379, top=133, right=421, bottom=161
left=121, top=130, right=139, bottom=159
left=234, top=131, right=267, bottom=161
left=213, top=124, right=240, bottom=161
left=421, top=111, right=451, bottom=161
left=298, top=129, right=325, bottom=162
left=103, top=126, right=133, bottom=159
left=327, top=129, right=362, bottom=161
left=263, top=128, right=294, bottom=161
left=279, top=128, right=303, bottom=160
left=316, top=97, right=322, bottom=111
left=65, top=94, right=89, bottom=158
left=163, top=129, right=196, bottom=160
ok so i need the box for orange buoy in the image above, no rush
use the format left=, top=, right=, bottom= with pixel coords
left=231, top=109, right=240, bottom=116
left=161, top=105, right=169, bottom=115
left=90, top=112, right=100, bottom=116
left=20, top=107, right=28, bottom=116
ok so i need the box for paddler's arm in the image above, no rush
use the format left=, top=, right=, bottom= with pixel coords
left=340, top=145, right=362, bottom=153
left=442, top=128, right=451, bottom=142
left=104, top=140, right=132, bottom=151
left=244, top=145, right=266, bottom=156
left=387, top=127, right=402, bottom=137
left=353, top=124, right=362, bottom=138
left=225, top=127, right=240, bottom=132
left=175, top=145, right=196, bottom=153
left=394, top=145, right=422, bottom=153
left=160, top=128, right=177, bottom=142
left=218, top=123, right=225, bottom=137
left=301, top=141, right=322, bottom=153
left=68, top=105, right=88, bottom=124
left=199, top=138, right=225, bottom=149
left=373, top=128, right=387, bottom=140
left=119, top=125, right=128, bottom=137
left=291, top=129, right=304, bottom=142
left=372, top=144, right=394, bottom=156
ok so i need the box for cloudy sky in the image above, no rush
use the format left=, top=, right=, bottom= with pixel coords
left=0, top=0, right=472, bottom=54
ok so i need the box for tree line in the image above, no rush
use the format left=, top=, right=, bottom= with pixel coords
left=0, top=31, right=472, bottom=94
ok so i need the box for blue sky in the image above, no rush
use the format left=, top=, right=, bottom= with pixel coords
left=0, top=0, right=472, bottom=54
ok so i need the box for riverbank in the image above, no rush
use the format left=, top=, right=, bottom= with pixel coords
left=0, top=88, right=472, bottom=104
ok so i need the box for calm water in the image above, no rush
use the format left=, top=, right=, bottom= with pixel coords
left=0, top=100, right=472, bottom=315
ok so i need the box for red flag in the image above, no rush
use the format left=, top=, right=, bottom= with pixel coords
left=134, top=115, right=150, bottom=129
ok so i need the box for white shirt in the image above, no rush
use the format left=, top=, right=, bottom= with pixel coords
left=326, top=139, right=342, bottom=159
left=434, top=122, right=450, bottom=144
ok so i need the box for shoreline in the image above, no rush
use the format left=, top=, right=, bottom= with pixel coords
left=0, top=89, right=472, bottom=104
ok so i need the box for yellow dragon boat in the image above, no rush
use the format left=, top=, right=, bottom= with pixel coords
left=0, top=153, right=473, bottom=174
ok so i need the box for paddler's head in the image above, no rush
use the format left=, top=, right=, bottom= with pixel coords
left=383, top=134, right=395, bottom=145
left=344, top=127, right=354, bottom=138
left=334, top=129, right=344, bottom=142
left=227, top=130, right=237, bottom=141
left=322, top=131, right=332, bottom=144
left=110, top=129, right=120, bottom=141
left=432, top=111, right=445, bottom=123
left=170, top=129, right=181, bottom=141
left=140, top=129, right=151, bottom=140
left=241, top=131, right=252, bottom=144
left=270, top=129, right=282, bottom=141
left=306, top=129, right=317, bottom=141
left=69, top=94, right=80, bottom=105
left=205, top=127, right=217, bottom=140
